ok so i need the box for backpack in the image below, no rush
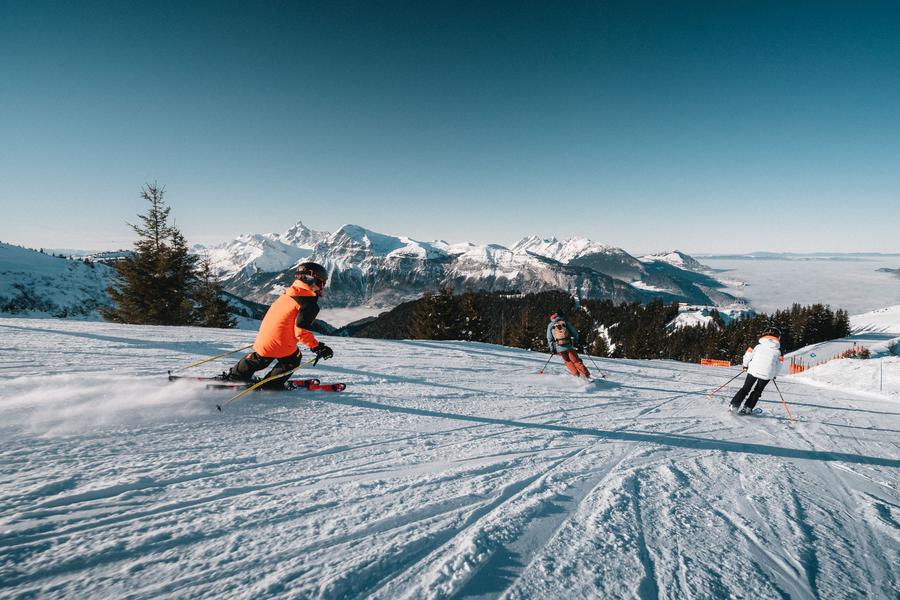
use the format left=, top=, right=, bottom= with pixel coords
left=551, top=320, right=573, bottom=347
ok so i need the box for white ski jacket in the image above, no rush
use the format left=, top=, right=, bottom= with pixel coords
left=742, top=336, right=784, bottom=380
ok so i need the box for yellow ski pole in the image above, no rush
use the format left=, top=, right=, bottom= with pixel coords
left=175, top=344, right=253, bottom=371
left=217, top=357, right=319, bottom=412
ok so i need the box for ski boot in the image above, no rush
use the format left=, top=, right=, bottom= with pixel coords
left=738, top=406, right=753, bottom=416
left=215, top=371, right=259, bottom=384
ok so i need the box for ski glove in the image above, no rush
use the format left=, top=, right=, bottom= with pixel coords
left=312, top=343, right=334, bottom=361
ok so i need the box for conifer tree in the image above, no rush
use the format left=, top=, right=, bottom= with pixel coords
left=194, top=258, right=237, bottom=328
left=460, top=289, right=484, bottom=341
left=432, top=286, right=463, bottom=339
left=102, top=183, right=200, bottom=326
left=410, top=292, right=438, bottom=339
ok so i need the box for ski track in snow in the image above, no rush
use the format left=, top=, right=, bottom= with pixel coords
left=0, top=318, right=898, bottom=599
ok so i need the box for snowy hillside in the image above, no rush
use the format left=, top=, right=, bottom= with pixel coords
left=666, top=304, right=750, bottom=330
left=851, top=305, right=900, bottom=334
left=640, top=250, right=712, bottom=273
left=0, top=243, right=114, bottom=319
left=1, top=318, right=897, bottom=598
left=791, top=356, right=900, bottom=401
left=0, top=243, right=270, bottom=327
left=785, top=305, right=900, bottom=371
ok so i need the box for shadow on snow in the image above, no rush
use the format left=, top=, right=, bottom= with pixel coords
left=312, top=395, right=900, bottom=469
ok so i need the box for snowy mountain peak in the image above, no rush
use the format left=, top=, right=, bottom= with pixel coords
left=511, top=235, right=558, bottom=250
left=512, top=235, right=614, bottom=263
left=281, top=220, right=328, bottom=247
left=640, top=250, right=711, bottom=272
left=324, top=224, right=448, bottom=260
left=329, top=224, right=405, bottom=253
left=203, top=233, right=312, bottom=279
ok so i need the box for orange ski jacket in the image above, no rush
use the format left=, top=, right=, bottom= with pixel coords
left=253, top=280, right=320, bottom=358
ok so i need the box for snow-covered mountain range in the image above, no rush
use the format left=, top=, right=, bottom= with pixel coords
left=199, top=221, right=737, bottom=310
left=0, top=226, right=743, bottom=323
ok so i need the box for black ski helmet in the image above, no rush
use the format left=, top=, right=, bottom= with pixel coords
left=295, top=262, right=328, bottom=287
left=762, top=325, right=781, bottom=338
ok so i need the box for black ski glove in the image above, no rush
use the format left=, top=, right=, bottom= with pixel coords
left=312, top=343, right=333, bottom=361
left=549, top=344, right=557, bottom=355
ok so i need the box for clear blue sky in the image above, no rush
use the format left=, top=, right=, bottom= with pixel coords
left=2, top=1, right=899, bottom=254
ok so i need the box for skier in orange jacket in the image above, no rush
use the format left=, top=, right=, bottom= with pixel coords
left=227, top=262, right=334, bottom=388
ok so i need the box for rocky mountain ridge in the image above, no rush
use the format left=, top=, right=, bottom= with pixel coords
left=201, top=221, right=736, bottom=309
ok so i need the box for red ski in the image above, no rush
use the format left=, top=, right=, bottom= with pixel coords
left=286, top=378, right=320, bottom=389
left=288, top=379, right=346, bottom=392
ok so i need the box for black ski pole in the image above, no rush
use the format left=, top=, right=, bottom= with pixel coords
left=583, top=351, right=606, bottom=379
left=538, top=353, right=554, bottom=374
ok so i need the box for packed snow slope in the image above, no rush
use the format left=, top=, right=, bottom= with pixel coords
left=851, top=305, right=900, bottom=335
left=787, top=304, right=900, bottom=372
left=1, top=318, right=898, bottom=599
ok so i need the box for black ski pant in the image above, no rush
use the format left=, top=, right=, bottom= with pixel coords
left=230, top=349, right=302, bottom=389
left=730, top=373, right=770, bottom=410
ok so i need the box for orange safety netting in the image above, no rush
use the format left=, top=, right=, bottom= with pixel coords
left=700, top=358, right=732, bottom=367
left=789, top=343, right=868, bottom=374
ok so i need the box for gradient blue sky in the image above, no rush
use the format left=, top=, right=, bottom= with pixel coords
left=2, top=1, right=899, bottom=254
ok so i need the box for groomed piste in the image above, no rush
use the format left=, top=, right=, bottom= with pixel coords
left=0, top=318, right=898, bottom=598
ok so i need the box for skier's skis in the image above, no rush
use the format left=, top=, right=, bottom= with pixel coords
left=167, top=371, right=250, bottom=389
left=285, top=378, right=320, bottom=389
left=308, top=382, right=346, bottom=392
left=728, top=406, right=763, bottom=416
left=288, top=378, right=346, bottom=392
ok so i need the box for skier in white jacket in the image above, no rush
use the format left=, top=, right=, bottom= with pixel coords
left=730, top=327, right=784, bottom=415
